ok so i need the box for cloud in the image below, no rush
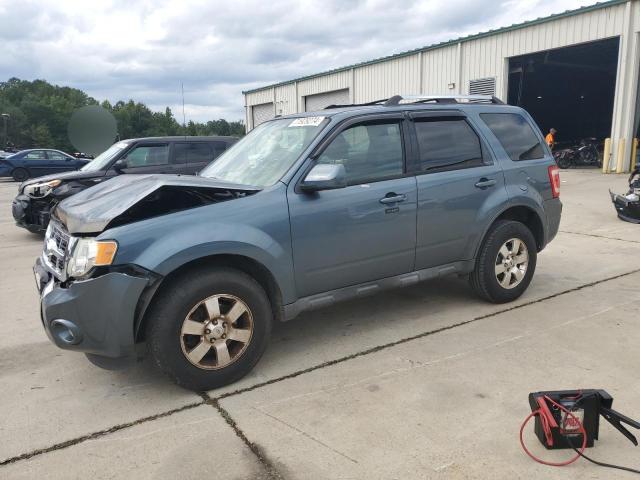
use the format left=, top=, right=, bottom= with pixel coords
left=0, top=0, right=596, bottom=121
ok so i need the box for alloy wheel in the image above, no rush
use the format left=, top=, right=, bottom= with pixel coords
left=494, top=238, right=529, bottom=290
left=180, top=294, right=253, bottom=370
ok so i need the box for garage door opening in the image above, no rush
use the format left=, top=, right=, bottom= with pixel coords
left=508, top=37, right=619, bottom=149
left=305, top=89, right=350, bottom=112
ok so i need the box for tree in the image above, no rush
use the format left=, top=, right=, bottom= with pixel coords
left=0, top=78, right=245, bottom=151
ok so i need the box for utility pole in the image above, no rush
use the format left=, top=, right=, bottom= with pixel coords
left=1, top=114, right=9, bottom=149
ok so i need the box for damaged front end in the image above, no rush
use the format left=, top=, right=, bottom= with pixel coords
left=611, top=167, right=640, bottom=224
left=54, top=174, right=261, bottom=234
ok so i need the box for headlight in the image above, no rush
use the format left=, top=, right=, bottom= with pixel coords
left=67, top=238, right=118, bottom=277
left=24, top=179, right=62, bottom=198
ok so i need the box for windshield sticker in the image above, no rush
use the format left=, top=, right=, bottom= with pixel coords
left=289, top=117, right=324, bottom=127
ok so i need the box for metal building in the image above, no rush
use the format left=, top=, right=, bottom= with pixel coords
left=243, top=0, right=640, bottom=172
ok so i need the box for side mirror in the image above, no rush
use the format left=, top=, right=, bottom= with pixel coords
left=300, top=163, right=347, bottom=192
left=112, top=159, right=127, bottom=173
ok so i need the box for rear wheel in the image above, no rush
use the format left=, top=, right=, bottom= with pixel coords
left=146, top=267, right=272, bottom=391
left=556, top=156, right=571, bottom=169
left=11, top=167, right=28, bottom=182
left=469, top=220, right=537, bottom=303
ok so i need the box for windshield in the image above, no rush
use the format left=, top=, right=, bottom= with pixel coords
left=80, top=142, right=129, bottom=171
left=200, top=117, right=327, bottom=187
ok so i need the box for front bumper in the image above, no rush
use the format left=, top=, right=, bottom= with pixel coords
left=34, top=257, right=153, bottom=358
left=610, top=190, right=640, bottom=224
left=12, top=194, right=52, bottom=232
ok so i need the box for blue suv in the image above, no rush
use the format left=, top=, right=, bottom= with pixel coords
left=33, top=95, right=561, bottom=390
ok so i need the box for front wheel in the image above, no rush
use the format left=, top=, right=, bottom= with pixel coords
left=146, top=267, right=272, bottom=391
left=469, top=220, right=537, bottom=303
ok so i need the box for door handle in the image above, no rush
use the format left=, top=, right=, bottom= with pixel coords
left=475, top=178, right=496, bottom=189
left=379, top=193, right=407, bottom=204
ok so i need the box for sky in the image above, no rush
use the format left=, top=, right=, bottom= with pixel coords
left=0, top=0, right=598, bottom=122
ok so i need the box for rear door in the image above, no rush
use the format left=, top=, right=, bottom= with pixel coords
left=408, top=111, right=506, bottom=269
left=287, top=115, right=418, bottom=296
left=173, top=142, right=217, bottom=174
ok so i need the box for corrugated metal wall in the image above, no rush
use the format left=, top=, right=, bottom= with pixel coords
left=245, top=2, right=628, bottom=114
left=460, top=2, right=628, bottom=98
left=245, top=1, right=638, bottom=170
left=354, top=55, right=421, bottom=102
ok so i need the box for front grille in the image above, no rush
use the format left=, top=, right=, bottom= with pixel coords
left=43, top=221, right=72, bottom=280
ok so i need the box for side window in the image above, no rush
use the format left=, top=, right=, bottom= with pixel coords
left=47, top=151, right=68, bottom=161
left=480, top=113, right=545, bottom=161
left=413, top=118, right=484, bottom=173
left=122, top=145, right=169, bottom=168
left=210, top=141, right=228, bottom=158
left=24, top=151, right=46, bottom=160
left=173, top=143, right=189, bottom=164
left=189, top=143, right=214, bottom=163
left=316, top=121, right=403, bottom=185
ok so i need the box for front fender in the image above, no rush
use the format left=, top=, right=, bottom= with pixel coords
left=101, top=185, right=297, bottom=303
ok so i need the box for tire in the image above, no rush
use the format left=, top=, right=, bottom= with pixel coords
left=469, top=220, right=537, bottom=304
left=556, top=156, right=571, bottom=169
left=146, top=267, right=272, bottom=391
left=11, top=167, right=29, bottom=182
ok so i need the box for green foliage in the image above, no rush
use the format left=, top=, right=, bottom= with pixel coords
left=0, top=78, right=245, bottom=152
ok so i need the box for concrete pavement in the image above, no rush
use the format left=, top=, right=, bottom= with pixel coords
left=1, top=170, right=639, bottom=479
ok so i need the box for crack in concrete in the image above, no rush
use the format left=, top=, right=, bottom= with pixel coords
left=253, top=406, right=359, bottom=464
left=0, top=400, right=204, bottom=467
left=559, top=229, right=640, bottom=244
left=2, top=267, right=640, bottom=468
left=200, top=393, right=286, bottom=480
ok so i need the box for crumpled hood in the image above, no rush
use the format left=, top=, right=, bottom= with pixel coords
left=55, top=174, right=260, bottom=234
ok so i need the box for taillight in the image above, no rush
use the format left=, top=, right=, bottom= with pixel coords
left=548, top=165, right=560, bottom=198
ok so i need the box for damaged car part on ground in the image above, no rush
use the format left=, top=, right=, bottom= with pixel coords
left=12, top=135, right=238, bottom=233
left=34, top=95, right=562, bottom=391
left=610, top=166, right=640, bottom=223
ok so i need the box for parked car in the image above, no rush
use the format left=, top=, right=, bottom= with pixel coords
left=33, top=95, right=561, bottom=391
left=0, top=149, right=89, bottom=181
left=12, top=136, right=237, bottom=233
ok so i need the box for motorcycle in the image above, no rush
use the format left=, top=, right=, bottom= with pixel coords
left=553, top=138, right=601, bottom=169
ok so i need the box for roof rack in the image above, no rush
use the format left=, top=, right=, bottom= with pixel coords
left=324, top=98, right=390, bottom=109
left=384, top=94, right=504, bottom=105
left=324, top=94, right=504, bottom=110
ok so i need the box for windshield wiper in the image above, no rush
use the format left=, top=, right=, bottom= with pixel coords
left=424, top=157, right=482, bottom=171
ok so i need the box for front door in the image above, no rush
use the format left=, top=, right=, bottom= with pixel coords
left=288, top=117, right=417, bottom=297
left=116, top=143, right=172, bottom=175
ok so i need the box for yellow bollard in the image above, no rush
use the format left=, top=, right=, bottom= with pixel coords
left=632, top=138, right=639, bottom=170
left=602, top=138, right=611, bottom=173
left=616, top=138, right=626, bottom=174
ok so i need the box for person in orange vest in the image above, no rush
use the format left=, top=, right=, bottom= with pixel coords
left=545, top=128, right=557, bottom=150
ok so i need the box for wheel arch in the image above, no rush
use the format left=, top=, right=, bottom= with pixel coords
left=476, top=205, right=546, bottom=257
left=11, top=165, right=29, bottom=179
left=134, top=253, right=284, bottom=342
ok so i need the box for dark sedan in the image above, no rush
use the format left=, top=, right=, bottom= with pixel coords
left=0, top=149, right=89, bottom=181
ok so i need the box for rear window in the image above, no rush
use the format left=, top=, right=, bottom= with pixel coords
left=480, top=113, right=545, bottom=161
